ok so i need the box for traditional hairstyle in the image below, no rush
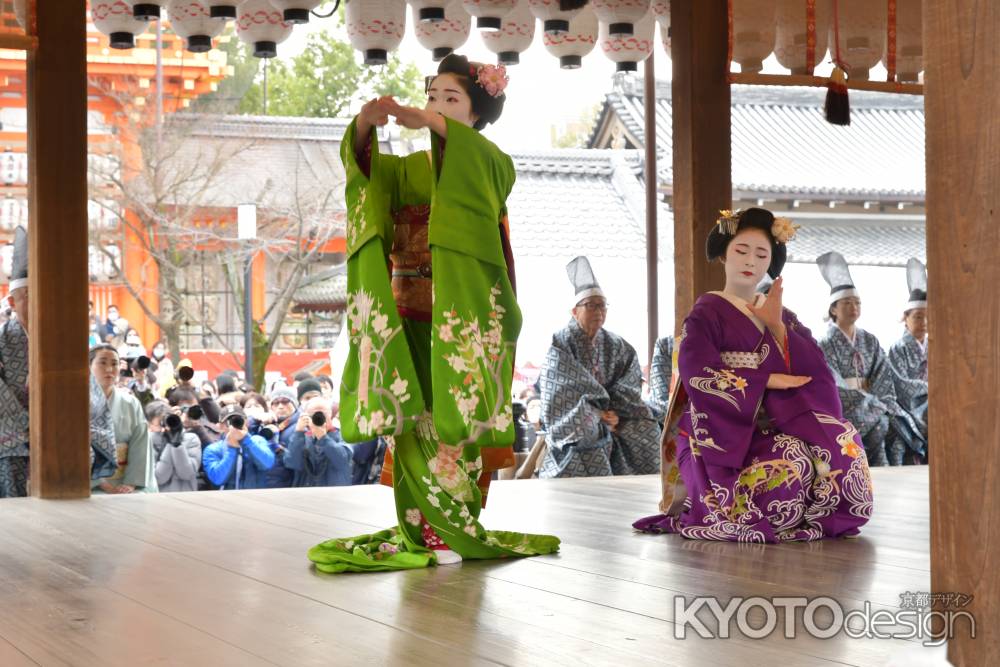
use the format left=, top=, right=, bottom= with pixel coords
left=430, top=54, right=507, bottom=130
left=705, top=207, right=797, bottom=279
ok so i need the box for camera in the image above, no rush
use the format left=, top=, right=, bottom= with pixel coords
left=226, top=414, right=246, bottom=430
left=177, top=366, right=195, bottom=382
left=119, top=368, right=133, bottom=379
left=260, top=425, right=279, bottom=442
left=310, top=411, right=327, bottom=428
left=164, top=413, right=183, bottom=435
left=134, top=355, right=151, bottom=371
left=181, top=404, right=204, bottom=421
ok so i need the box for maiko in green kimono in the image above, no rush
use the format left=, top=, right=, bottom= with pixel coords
left=308, top=54, right=559, bottom=573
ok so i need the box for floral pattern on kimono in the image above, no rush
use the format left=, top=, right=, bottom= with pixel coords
left=634, top=292, right=873, bottom=543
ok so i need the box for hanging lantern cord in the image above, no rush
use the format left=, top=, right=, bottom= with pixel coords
left=312, top=0, right=341, bottom=19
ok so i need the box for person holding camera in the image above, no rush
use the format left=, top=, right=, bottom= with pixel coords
left=243, top=389, right=298, bottom=489
left=146, top=400, right=202, bottom=493
left=201, top=405, right=275, bottom=490
left=285, top=397, right=352, bottom=487
left=127, top=355, right=157, bottom=408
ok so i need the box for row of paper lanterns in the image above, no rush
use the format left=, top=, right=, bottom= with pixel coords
left=88, top=0, right=672, bottom=71
left=736, top=0, right=923, bottom=83
left=87, top=1, right=922, bottom=83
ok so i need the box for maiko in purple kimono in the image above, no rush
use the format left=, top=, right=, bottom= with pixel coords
left=635, top=209, right=873, bottom=543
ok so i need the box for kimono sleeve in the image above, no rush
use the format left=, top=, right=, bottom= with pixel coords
left=427, top=119, right=521, bottom=448
left=339, top=120, right=426, bottom=443
left=678, top=306, right=775, bottom=469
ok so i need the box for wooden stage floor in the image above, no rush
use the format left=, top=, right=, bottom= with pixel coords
left=0, top=467, right=949, bottom=666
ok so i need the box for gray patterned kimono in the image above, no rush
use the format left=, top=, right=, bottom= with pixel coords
left=889, top=330, right=929, bottom=445
left=647, top=335, right=674, bottom=421
left=819, top=325, right=926, bottom=466
left=0, top=317, right=29, bottom=498
left=539, top=320, right=661, bottom=478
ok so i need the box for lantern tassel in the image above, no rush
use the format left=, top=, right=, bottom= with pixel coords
left=824, top=65, right=850, bottom=126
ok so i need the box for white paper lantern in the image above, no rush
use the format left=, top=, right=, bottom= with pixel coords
left=414, top=0, right=471, bottom=61
left=885, top=0, right=922, bottom=82
left=591, top=0, right=651, bottom=38
left=409, top=1, right=449, bottom=23
left=237, top=0, right=292, bottom=58
left=268, top=0, right=323, bottom=24
left=461, top=0, right=515, bottom=32
left=528, top=0, right=584, bottom=35
left=731, top=0, right=775, bottom=74
left=774, top=0, right=830, bottom=75
left=168, top=0, right=226, bottom=52
left=482, top=1, right=535, bottom=65
left=599, top=9, right=653, bottom=72
left=651, top=0, right=669, bottom=53
left=830, top=0, right=886, bottom=81
left=126, top=0, right=167, bottom=20
left=208, top=1, right=244, bottom=20
left=346, top=0, right=407, bottom=66
left=92, top=1, right=148, bottom=49
left=543, top=4, right=597, bottom=69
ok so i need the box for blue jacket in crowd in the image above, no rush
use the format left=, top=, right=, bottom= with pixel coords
left=249, top=412, right=298, bottom=489
left=202, top=434, right=275, bottom=490
left=285, top=429, right=353, bottom=487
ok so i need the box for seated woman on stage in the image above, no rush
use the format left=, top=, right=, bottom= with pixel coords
left=634, top=208, right=873, bottom=542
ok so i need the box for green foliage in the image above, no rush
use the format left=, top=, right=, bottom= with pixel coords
left=242, top=30, right=425, bottom=118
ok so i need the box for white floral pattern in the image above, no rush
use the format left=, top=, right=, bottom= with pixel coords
left=437, top=283, right=515, bottom=445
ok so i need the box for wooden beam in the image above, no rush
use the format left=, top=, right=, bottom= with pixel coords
left=27, top=0, right=90, bottom=498
left=670, top=0, right=731, bottom=332
left=925, top=1, right=1000, bottom=662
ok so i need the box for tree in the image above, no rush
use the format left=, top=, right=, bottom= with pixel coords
left=242, top=29, right=425, bottom=118
left=88, top=85, right=346, bottom=387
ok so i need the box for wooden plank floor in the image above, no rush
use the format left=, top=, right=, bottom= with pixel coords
left=0, top=468, right=950, bottom=666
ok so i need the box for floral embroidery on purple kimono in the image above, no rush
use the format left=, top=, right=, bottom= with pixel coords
left=634, top=292, right=874, bottom=543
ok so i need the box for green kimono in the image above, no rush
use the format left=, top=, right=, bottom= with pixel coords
left=307, top=117, right=559, bottom=573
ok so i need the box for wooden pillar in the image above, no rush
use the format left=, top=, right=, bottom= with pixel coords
left=644, top=50, right=658, bottom=366
left=27, top=1, right=91, bottom=498
left=925, top=1, right=1000, bottom=662
left=670, top=0, right=731, bottom=331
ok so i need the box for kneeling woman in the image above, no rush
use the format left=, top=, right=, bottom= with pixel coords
left=634, top=209, right=872, bottom=542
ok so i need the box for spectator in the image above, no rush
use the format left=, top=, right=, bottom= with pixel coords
left=200, top=380, right=217, bottom=398
left=88, top=301, right=102, bottom=348
left=89, top=344, right=157, bottom=494
left=118, top=327, right=146, bottom=362
left=146, top=400, right=201, bottom=493
left=316, top=374, right=336, bottom=399
left=103, top=304, right=129, bottom=342
left=286, top=396, right=352, bottom=487
left=201, top=405, right=275, bottom=490
left=128, top=356, right=158, bottom=408
left=215, top=373, right=241, bottom=407
left=243, top=389, right=297, bottom=488
left=297, top=378, right=323, bottom=405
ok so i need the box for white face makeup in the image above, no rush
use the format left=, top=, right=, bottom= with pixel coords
left=723, top=228, right=772, bottom=291
left=425, top=73, right=478, bottom=128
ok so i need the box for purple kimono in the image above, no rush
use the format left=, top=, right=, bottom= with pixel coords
left=634, top=292, right=874, bottom=543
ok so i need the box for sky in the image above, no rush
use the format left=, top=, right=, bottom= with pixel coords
left=276, top=7, right=649, bottom=151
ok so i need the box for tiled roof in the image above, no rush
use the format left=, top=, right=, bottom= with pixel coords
left=293, top=273, right=348, bottom=313
left=785, top=214, right=925, bottom=267
left=590, top=79, right=926, bottom=200
left=508, top=149, right=670, bottom=260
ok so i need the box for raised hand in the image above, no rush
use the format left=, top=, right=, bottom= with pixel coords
left=384, top=98, right=431, bottom=130
left=747, top=276, right=786, bottom=341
